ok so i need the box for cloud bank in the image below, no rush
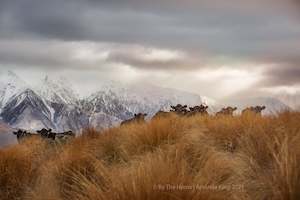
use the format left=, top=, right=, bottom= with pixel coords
left=0, top=0, right=299, bottom=99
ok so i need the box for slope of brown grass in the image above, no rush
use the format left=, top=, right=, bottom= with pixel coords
left=0, top=112, right=299, bottom=200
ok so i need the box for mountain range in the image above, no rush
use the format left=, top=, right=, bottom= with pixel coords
left=0, top=71, right=295, bottom=133
left=0, top=71, right=217, bottom=132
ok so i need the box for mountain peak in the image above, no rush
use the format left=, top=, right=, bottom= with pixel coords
left=23, top=88, right=37, bottom=95
left=37, top=75, right=79, bottom=105
left=0, top=71, right=28, bottom=110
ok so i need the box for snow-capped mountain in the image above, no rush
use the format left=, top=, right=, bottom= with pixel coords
left=0, top=71, right=216, bottom=131
left=0, top=70, right=293, bottom=133
left=0, top=88, right=89, bottom=132
left=51, top=102, right=89, bottom=131
left=81, top=81, right=213, bottom=129
left=81, top=81, right=218, bottom=129
left=36, top=76, right=79, bottom=105
left=0, top=71, right=90, bottom=131
left=0, top=71, right=28, bottom=112
left=0, top=89, right=55, bottom=130
left=88, top=81, right=214, bottom=117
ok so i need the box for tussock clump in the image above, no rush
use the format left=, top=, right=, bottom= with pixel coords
left=0, top=138, right=50, bottom=200
left=119, top=115, right=195, bottom=157
left=0, top=111, right=299, bottom=200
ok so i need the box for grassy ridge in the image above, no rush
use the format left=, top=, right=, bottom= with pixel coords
left=0, top=112, right=299, bottom=200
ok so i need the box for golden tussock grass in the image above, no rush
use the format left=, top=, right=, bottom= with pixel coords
left=0, top=112, right=299, bottom=200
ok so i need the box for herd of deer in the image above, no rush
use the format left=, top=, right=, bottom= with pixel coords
left=13, top=128, right=75, bottom=143
left=121, top=104, right=266, bottom=126
left=12, top=104, right=266, bottom=143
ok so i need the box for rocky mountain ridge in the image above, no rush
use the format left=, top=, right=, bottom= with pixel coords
left=0, top=71, right=220, bottom=132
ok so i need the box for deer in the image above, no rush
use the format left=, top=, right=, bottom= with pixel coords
left=121, top=113, right=148, bottom=126
left=170, top=104, right=189, bottom=115
left=242, top=106, right=266, bottom=116
left=13, top=129, right=40, bottom=143
left=13, top=128, right=76, bottom=143
left=216, top=106, right=237, bottom=116
left=186, top=104, right=209, bottom=117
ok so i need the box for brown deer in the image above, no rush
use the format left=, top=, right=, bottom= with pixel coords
left=13, top=129, right=40, bottom=143
left=170, top=104, right=189, bottom=115
left=121, top=113, right=148, bottom=126
left=186, top=104, right=209, bottom=117
left=216, top=106, right=237, bottom=116
left=13, top=128, right=76, bottom=143
left=37, top=128, right=54, bottom=139
left=242, top=106, right=266, bottom=116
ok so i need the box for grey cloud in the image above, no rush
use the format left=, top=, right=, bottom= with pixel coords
left=0, top=39, right=204, bottom=71
left=1, top=2, right=299, bottom=64
left=0, top=40, right=111, bottom=70
left=1, top=0, right=299, bottom=51
left=106, top=49, right=203, bottom=71
left=0, top=0, right=300, bottom=97
left=0, top=40, right=73, bottom=68
left=260, top=65, right=300, bottom=87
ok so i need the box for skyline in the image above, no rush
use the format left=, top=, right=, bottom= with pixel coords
left=0, top=0, right=300, bottom=100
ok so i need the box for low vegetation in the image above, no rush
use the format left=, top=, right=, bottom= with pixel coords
left=0, top=112, right=300, bottom=200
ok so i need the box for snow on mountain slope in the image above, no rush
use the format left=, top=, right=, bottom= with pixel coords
left=36, top=76, right=79, bottom=105
left=87, top=81, right=217, bottom=121
left=86, top=89, right=133, bottom=120
left=0, top=89, right=55, bottom=130
left=51, top=102, right=89, bottom=132
left=0, top=71, right=28, bottom=111
left=0, top=72, right=89, bottom=131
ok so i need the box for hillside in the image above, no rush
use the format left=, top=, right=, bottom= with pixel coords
left=0, top=112, right=299, bottom=200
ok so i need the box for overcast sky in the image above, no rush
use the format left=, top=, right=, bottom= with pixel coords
left=0, top=0, right=300, bottom=99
